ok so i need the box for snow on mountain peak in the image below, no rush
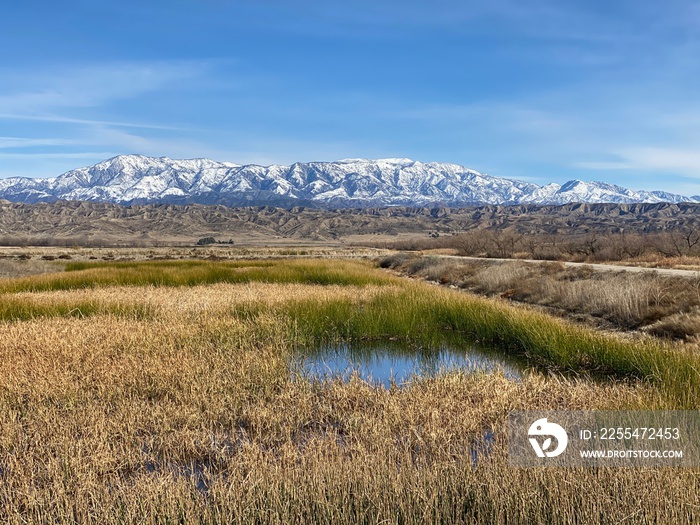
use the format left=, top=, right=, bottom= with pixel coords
left=377, top=158, right=416, bottom=165
left=0, top=155, right=695, bottom=207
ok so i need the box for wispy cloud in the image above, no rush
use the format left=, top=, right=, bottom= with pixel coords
left=582, top=148, right=700, bottom=176
left=0, top=152, right=115, bottom=160
left=573, top=161, right=635, bottom=171
left=0, top=60, right=212, bottom=145
left=0, top=59, right=220, bottom=177
left=0, top=136, right=83, bottom=148
left=0, top=113, right=186, bottom=130
left=0, top=61, right=209, bottom=114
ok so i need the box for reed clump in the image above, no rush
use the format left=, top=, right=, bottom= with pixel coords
left=0, top=294, right=153, bottom=322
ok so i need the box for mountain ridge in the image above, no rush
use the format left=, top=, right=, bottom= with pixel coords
left=1, top=200, right=699, bottom=247
left=0, top=154, right=696, bottom=207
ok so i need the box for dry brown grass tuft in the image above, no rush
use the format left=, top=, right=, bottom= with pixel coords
left=645, top=311, right=700, bottom=340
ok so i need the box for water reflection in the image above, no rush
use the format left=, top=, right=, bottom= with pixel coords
left=296, top=338, right=526, bottom=387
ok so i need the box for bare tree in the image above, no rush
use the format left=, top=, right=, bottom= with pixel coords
left=663, top=226, right=700, bottom=256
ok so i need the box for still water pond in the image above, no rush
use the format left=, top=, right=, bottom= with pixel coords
left=296, top=338, right=526, bottom=387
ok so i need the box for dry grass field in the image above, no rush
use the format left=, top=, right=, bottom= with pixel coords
left=0, top=256, right=698, bottom=523
left=383, top=253, right=700, bottom=341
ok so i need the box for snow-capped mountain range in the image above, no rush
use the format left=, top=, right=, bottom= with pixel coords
left=0, top=155, right=695, bottom=207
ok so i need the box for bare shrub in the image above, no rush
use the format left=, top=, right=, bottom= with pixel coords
left=452, top=231, right=490, bottom=256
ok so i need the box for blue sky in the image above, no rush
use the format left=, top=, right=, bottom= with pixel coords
left=1, top=0, right=700, bottom=194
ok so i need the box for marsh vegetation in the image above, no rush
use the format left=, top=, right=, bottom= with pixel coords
left=383, top=253, right=700, bottom=341
left=0, top=257, right=698, bottom=523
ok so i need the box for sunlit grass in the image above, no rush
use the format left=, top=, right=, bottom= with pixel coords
left=0, top=259, right=394, bottom=293
left=0, top=257, right=698, bottom=522
left=0, top=258, right=696, bottom=406
left=230, top=281, right=697, bottom=408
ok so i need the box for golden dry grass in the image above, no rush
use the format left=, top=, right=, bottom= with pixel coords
left=0, top=258, right=698, bottom=523
left=385, top=253, right=700, bottom=334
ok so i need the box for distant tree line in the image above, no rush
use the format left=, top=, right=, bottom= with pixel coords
left=372, top=226, right=700, bottom=262
left=0, top=235, right=238, bottom=248
left=196, top=237, right=234, bottom=246
left=0, top=235, right=170, bottom=248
